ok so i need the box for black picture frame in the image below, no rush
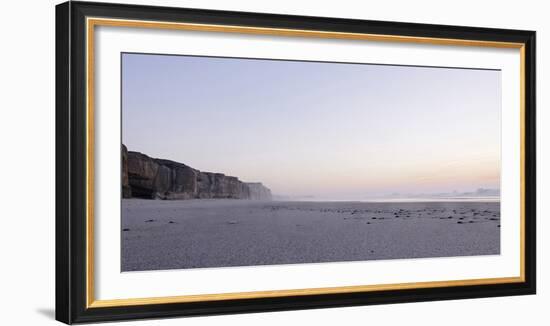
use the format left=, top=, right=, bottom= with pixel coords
left=56, top=1, right=536, bottom=324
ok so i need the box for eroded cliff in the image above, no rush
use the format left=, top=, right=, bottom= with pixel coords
left=121, top=145, right=272, bottom=200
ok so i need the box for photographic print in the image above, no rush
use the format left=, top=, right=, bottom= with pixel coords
left=56, top=3, right=535, bottom=322
left=121, top=53, right=502, bottom=272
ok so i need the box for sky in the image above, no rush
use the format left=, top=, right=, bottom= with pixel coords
left=122, top=53, right=501, bottom=199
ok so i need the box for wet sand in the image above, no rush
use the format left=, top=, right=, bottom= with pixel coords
left=121, top=199, right=500, bottom=272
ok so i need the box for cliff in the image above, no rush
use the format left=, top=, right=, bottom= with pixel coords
left=121, top=145, right=132, bottom=198
left=121, top=145, right=272, bottom=200
left=246, top=182, right=273, bottom=200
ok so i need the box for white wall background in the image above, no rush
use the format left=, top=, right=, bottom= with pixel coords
left=0, top=0, right=547, bottom=324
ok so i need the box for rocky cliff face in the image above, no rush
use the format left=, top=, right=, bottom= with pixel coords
left=122, top=145, right=272, bottom=200
left=246, top=182, right=273, bottom=200
left=121, top=145, right=132, bottom=198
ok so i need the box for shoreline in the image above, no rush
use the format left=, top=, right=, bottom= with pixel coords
left=122, top=199, right=500, bottom=271
left=122, top=197, right=501, bottom=203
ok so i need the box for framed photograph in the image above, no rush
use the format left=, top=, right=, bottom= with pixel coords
left=56, top=1, right=536, bottom=324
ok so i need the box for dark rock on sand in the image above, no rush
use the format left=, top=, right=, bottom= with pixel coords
left=122, top=200, right=500, bottom=271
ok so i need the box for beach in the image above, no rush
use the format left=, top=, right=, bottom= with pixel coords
left=121, top=199, right=500, bottom=272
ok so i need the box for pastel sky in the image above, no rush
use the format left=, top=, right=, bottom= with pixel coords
left=122, top=53, right=501, bottom=199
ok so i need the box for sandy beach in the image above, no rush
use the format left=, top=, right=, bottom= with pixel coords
left=121, top=199, right=500, bottom=272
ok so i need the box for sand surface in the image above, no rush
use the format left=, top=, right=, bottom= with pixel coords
left=121, top=199, right=500, bottom=271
